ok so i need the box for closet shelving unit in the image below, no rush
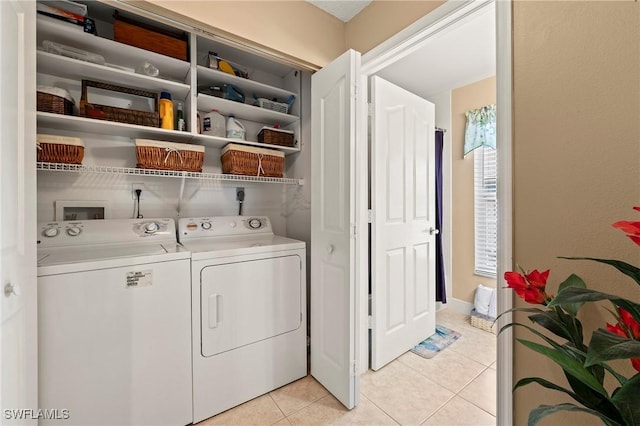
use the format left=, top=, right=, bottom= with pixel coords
left=35, top=5, right=302, bottom=186
left=36, top=162, right=303, bottom=185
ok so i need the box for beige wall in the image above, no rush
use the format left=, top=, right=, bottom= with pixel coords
left=451, top=77, right=497, bottom=304
left=132, top=0, right=445, bottom=68
left=132, top=0, right=346, bottom=69
left=513, top=1, right=640, bottom=425
left=345, top=1, right=444, bottom=53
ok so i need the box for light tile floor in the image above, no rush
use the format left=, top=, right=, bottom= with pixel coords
left=196, top=309, right=496, bottom=426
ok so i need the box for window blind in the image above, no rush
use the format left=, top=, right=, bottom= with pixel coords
left=474, top=146, right=497, bottom=277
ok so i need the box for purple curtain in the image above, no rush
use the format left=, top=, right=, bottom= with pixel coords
left=435, top=130, right=446, bottom=303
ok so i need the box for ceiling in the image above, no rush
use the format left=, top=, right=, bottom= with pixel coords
left=305, top=0, right=372, bottom=22
left=375, top=2, right=496, bottom=99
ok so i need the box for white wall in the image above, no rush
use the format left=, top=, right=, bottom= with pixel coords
left=36, top=128, right=289, bottom=236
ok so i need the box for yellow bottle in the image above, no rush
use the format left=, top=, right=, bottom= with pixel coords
left=159, top=91, right=174, bottom=130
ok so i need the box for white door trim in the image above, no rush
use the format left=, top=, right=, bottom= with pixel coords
left=359, top=1, right=513, bottom=424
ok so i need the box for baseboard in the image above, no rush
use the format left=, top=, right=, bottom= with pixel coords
left=447, top=298, right=474, bottom=315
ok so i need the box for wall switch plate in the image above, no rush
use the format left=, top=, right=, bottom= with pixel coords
left=132, top=183, right=145, bottom=200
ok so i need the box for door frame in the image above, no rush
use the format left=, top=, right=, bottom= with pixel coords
left=358, top=0, right=513, bottom=423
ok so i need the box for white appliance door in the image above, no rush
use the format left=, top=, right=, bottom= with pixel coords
left=0, top=0, right=37, bottom=422
left=311, top=49, right=360, bottom=409
left=38, top=260, right=192, bottom=426
left=200, top=255, right=303, bottom=357
left=370, top=76, right=436, bottom=370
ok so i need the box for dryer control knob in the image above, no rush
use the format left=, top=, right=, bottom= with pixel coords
left=229, top=222, right=236, bottom=228
left=66, top=226, right=82, bottom=236
left=144, top=222, right=160, bottom=233
left=248, top=218, right=262, bottom=229
left=43, top=227, right=59, bottom=238
left=201, top=222, right=212, bottom=230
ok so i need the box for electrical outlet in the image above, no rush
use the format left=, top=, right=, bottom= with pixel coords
left=132, top=183, right=145, bottom=200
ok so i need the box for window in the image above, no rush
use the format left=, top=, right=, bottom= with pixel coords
left=474, top=146, right=497, bottom=277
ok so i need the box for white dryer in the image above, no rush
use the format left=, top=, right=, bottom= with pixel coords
left=178, top=216, right=307, bottom=423
left=37, top=218, right=192, bottom=426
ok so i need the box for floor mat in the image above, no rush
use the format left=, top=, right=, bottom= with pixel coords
left=410, top=325, right=461, bottom=359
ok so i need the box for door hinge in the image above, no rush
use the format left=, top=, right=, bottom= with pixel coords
left=351, top=360, right=358, bottom=377
left=350, top=224, right=357, bottom=239
left=368, top=315, right=374, bottom=329
left=367, top=209, right=372, bottom=223
left=367, top=103, right=373, bottom=116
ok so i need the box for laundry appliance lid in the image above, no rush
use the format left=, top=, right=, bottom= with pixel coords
left=180, top=234, right=305, bottom=259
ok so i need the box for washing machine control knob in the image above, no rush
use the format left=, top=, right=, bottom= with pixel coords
left=248, top=218, right=262, bottom=229
left=43, top=227, right=59, bottom=238
left=201, top=222, right=212, bottom=230
left=229, top=222, right=237, bottom=228
left=144, top=222, right=160, bottom=234
left=66, top=226, right=82, bottom=237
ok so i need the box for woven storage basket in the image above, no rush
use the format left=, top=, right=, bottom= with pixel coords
left=135, top=139, right=204, bottom=172
left=257, top=127, right=295, bottom=147
left=221, top=143, right=284, bottom=178
left=470, top=309, right=497, bottom=334
left=37, top=134, right=84, bottom=164
left=256, top=98, right=289, bottom=114
left=37, top=86, right=75, bottom=115
left=80, top=80, right=159, bottom=127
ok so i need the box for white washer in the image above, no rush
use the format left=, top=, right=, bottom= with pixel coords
left=178, top=216, right=307, bottom=423
left=37, top=218, right=192, bottom=426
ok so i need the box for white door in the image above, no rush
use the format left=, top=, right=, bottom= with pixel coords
left=370, top=76, right=436, bottom=370
left=310, top=49, right=360, bottom=409
left=0, top=0, right=37, bottom=423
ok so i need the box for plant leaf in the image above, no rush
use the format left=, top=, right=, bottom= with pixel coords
left=562, top=371, right=623, bottom=423
left=517, top=339, right=609, bottom=397
left=556, top=273, right=587, bottom=316
left=502, top=323, right=581, bottom=361
left=528, top=313, right=573, bottom=342
left=514, top=377, right=580, bottom=399
left=586, top=328, right=640, bottom=366
left=547, top=287, right=640, bottom=324
left=528, top=403, right=623, bottom=426
left=559, top=257, right=640, bottom=287
left=516, top=376, right=622, bottom=422
left=611, top=373, right=640, bottom=425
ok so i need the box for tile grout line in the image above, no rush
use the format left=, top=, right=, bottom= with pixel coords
left=455, top=365, right=497, bottom=419
left=356, top=392, right=402, bottom=425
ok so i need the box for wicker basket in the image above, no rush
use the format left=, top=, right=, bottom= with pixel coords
left=221, top=144, right=284, bottom=178
left=37, top=134, right=84, bottom=164
left=257, top=127, right=295, bottom=147
left=37, top=86, right=75, bottom=115
left=135, top=139, right=204, bottom=172
left=80, top=80, right=159, bottom=127
left=470, top=309, right=497, bottom=334
left=256, top=98, right=289, bottom=114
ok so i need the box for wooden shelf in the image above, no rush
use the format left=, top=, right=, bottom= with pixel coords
left=36, top=14, right=190, bottom=83
left=192, top=133, right=300, bottom=153
left=37, top=112, right=193, bottom=142
left=197, top=94, right=298, bottom=126
left=37, top=112, right=300, bottom=155
left=37, top=51, right=191, bottom=100
left=197, top=65, right=296, bottom=100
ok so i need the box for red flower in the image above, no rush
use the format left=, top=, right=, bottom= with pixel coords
left=606, top=307, right=640, bottom=373
left=612, top=206, right=640, bottom=247
left=504, top=269, right=550, bottom=305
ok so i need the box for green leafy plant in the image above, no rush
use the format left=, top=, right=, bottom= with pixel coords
left=500, top=207, right=640, bottom=426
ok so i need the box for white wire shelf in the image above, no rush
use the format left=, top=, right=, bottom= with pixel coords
left=37, top=162, right=303, bottom=185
